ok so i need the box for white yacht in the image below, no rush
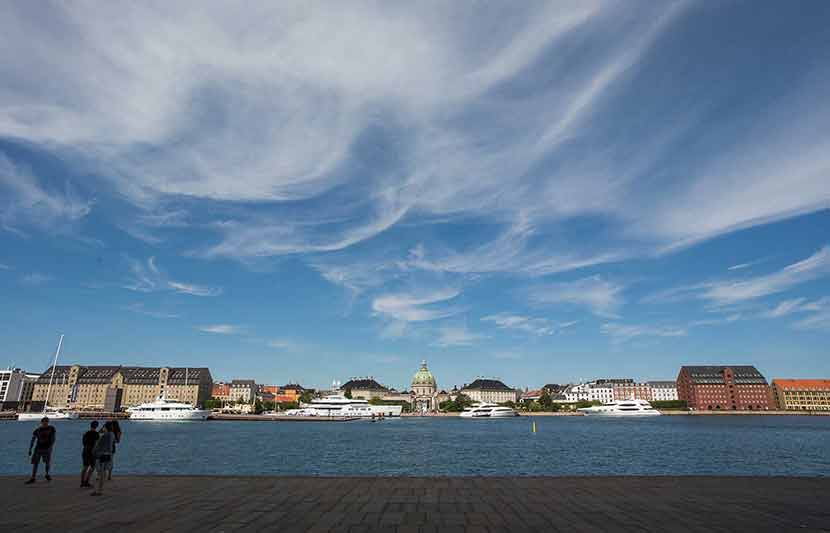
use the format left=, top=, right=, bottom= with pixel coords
left=578, top=399, right=661, bottom=416
left=127, top=397, right=211, bottom=421
left=459, top=403, right=518, bottom=418
left=18, top=335, right=78, bottom=422
left=298, top=394, right=402, bottom=418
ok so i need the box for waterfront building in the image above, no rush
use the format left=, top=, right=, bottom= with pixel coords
left=0, top=368, right=25, bottom=408
left=460, top=378, right=518, bottom=404
left=611, top=381, right=653, bottom=401
left=648, top=381, right=679, bottom=402
left=281, top=383, right=306, bottom=402
left=31, top=365, right=213, bottom=411
left=521, top=389, right=542, bottom=403
left=228, top=379, right=257, bottom=403
left=677, top=366, right=773, bottom=411
left=771, top=379, right=830, bottom=411
left=341, top=377, right=389, bottom=400
left=412, top=360, right=439, bottom=414
left=542, top=383, right=567, bottom=395
left=212, top=382, right=231, bottom=401
left=564, top=382, right=614, bottom=403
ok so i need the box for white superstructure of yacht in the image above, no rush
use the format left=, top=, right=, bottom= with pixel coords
left=578, top=399, right=661, bottom=416
left=127, top=397, right=211, bottom=420
left=459, top=403, right=518, bottom=418
left=297, top=394, right=402, bottom=417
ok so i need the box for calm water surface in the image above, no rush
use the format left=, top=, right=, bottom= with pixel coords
left=1, top=416, right=828, bottom=476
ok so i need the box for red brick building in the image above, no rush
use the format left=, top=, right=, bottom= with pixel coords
left=677, top=366, right=773, bottom=411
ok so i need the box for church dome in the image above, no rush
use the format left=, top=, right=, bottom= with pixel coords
left=412, top=360, right=436, bottom=387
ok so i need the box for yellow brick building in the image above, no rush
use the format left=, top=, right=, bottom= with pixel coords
left=772, top=379, right=830, bottom=411
left=31, top=365, right=213, bottom=411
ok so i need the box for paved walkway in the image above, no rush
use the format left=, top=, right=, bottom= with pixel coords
left=3, top=476, right=829, bottom=532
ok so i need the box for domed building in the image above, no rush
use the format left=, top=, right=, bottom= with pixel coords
left=412, top=360, right=439, bottom=414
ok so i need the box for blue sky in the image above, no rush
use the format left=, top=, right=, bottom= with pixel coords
left=1, top=1, right=828, bottom=391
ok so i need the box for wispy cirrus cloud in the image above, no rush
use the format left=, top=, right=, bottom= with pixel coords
left=197, top=324, right=245, bottom=335
left=481, top=313, right=577, bottom=336
left=124, top=303, right=180, bottom=319
left=0, top=263, right=10, bottom=270
left=20, top=273, right=53, bottom=286
left=124, top=257, right=222, bottom=297
left=601, top=323, right=687, bottom=343
left=760, top=297, right=830, bottom=331
left=432, top=325, right=486, bottom=347
left=371, top=288, right=461, bottom=323
left=528, top=276, right=624, bottom=318
left=0, top=154, right=92, bottom=236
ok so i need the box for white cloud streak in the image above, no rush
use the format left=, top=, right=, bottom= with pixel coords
left=123, top=256, right=222, bottom=297
left=197, top=324, right=244, bottom=335
left=371, top=288, right=461, bottom=323
left=528, top=276, right=624, bottom=318
left=20, top=273, right=53, bottom=286
left=432, top=325, right=485, bottom=347
left=481, top=313, right=576, bottom=336
left=601, top=323, right=687, bottom=343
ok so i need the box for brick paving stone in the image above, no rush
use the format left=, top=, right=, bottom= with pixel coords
left=2, top=476, right=829, bottom=533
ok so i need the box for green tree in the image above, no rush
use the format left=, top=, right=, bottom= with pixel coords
left=299, top=391, right=314, bottom=404
left=254, top=399, right=263, bottom=414
left=539, top=390, right=553, bottom=410
left=344, top=389, right=352, bottom=399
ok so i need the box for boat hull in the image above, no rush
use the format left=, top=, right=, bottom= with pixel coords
left=17, top=411, right=78, bottom=421
left=128, top=410, right=210, bottom=421
left=579, top=410, right=661, bottom=416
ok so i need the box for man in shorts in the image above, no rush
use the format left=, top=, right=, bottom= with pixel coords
left=26, top=417, right=56, bottom=484
left=81, top=421, right=99, bottom=488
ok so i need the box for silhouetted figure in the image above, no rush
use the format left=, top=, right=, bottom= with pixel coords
left=90, top=422, right=115, bottom=496
left=26, top=417, right=56, bottom=484
left=81, top=421, right=99, bottom=487
left=107, top=419, right=122, bottom=480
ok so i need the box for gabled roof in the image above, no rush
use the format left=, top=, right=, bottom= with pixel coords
left=76, top=366, right=121, bottom=384
left=36, top=366, right=72, bottom=383
left=647, top=381, right=677, bottom=388
left=462, top=378, right=514, bottom=391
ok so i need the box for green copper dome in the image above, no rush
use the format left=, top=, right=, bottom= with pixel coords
left=412, top=360, right=436, bottom=387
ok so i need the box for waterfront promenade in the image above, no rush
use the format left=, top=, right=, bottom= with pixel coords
left=3, top=476, right=829, bottom=532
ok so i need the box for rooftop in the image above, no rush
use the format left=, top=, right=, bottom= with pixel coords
left=773, top=379, right=830, bottom=390
left=341, top=378, right=388, bottom=391
left=462, top=378, right=514, bottom=391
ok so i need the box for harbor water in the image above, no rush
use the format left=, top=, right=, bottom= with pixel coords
left=1, top=415, right=828, bottom=476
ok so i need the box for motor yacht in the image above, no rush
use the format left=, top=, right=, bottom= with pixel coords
left=578, top=399, right=661, bottom=416
left=127, top=397, right=211, bottom=421
left=459, top=403, right=518, bottom=418
left=299, top=394, right=402, bottom=417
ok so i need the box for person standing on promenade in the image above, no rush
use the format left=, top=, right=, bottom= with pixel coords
left=25, top=417, right=56, bottom=484
left=80, top=421, right=99, bottom=488
left=90, top=422, right=115, bottom=496
left=106, top=419, right=122, bottom=480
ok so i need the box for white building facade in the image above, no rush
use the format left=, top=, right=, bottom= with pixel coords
left=564, top=382, right=614, bottom=403
left=648, top=381, right=679, bottom=401
left=0, top=368, right=25, bottom=404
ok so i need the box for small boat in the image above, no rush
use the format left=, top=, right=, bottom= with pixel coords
left=459, top=402, right=518, bottom=418
left=578, top=399, right=662, bottom=416
left=17, top=335, right=78, bottom=421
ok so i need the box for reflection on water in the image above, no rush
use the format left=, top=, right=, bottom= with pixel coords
left=1, top=416, right=829, bottom=476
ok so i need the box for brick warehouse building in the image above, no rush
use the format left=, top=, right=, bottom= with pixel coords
left=677, top=365, right=773, bottom=411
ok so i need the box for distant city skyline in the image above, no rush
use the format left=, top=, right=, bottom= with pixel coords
left=1, top=2, right=829, bottom=389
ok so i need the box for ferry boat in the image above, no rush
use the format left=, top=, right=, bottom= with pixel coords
left=297, top=394, right=402, bottom=418
left=18, top=334, right=78, bottom=422
left=578, top=399, right=661, bottom=416
left=127, top=397, right=211, bottom=421
left=459, top=403, right=518, bottom=418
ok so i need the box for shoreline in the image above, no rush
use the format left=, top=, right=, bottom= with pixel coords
left=3, top=475, right=827, bottom=531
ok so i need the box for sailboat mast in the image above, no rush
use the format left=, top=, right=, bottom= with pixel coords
left=43, top=334, right=64, bottom=413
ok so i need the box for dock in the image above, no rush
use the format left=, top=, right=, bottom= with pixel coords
left=3, top=476, right=829, bottom=531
